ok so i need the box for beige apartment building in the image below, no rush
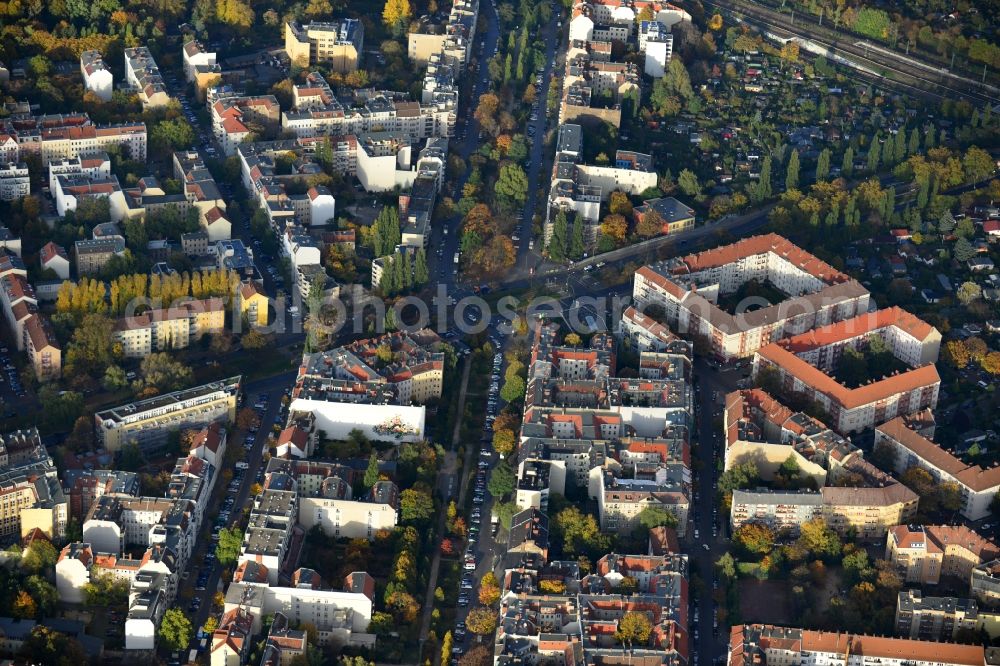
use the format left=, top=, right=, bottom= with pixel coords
left=95, top=376, right=241, bottom=453
left=113, top=298, right=225, bottom=357
left=284, top=20, right=364, bottom=72
left=885, top=524, right=1000, bottom=586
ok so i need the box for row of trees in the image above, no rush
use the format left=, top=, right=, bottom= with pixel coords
left=55, top=267, right=244, bottom=319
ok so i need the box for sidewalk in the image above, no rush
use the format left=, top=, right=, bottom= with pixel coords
left=418, top=355, right=473, bottom=649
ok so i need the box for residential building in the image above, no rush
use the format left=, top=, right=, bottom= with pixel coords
left=753, top=307, right=941, bottom=434
left=237, top=280, right=269, bottom=328
left=211, top=96, right=280, bottom=156
left=617, top=305, right=693, bottom=355
left=94, top=376, right=241, bottom=453
left=731, top=483, right=918, bottom=539
left=298, top=478, right=399, bottom=539
left=173, top=151, right=231, bottom=240
left=74, top=237, right=126, bottom=276
left=639, top=20, right=673, bottom=77
left=632, top=196, right=695, bottom=235
left=182, top=39, right=219, bottom=95
left=80, top=50, right=113, bottom=101
left=113, top=297, right=225, bottom=357
left=0, top=445, right=66, bottom=540
left=25, top=314, right=60, bottom=381
left=123, top=47, right=170, bottom=107
left=4, top=113, right=147, bottom=164
left=885, top=524, right=1000, bottom=586
left=284, top=20, right=364, bottom=72
left=634, top=234, right=872, bottom=363
left=728, top=623, right=985, bottom=666
left=0, top=227, right=19, bottom=256
left=54, top=173, right=128, bottom=221
left=289, top=330, right=446, bottom=441
left=895, top=589, right=984, bottom=640
left=48, top=153, right=111, bottom=191
left=39, top=241, right=70, bottom=279
left=281, top=76, right=454, bottom=141
left=224, top=580, right=374, bottom=647
left=0, top=162, right=29, bottom=201
left=876, top=413, right=1000, bottom=521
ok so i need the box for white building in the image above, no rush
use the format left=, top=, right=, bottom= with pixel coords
left=80, top=50, right=114, bottom=102
left=299, top=480, right=399, bottom=539
left=0, top=162, right=29, bottom=201
left=48, top=153, right=112, bottom=191
left=55, top=542, right=93, bottom=603
left=39, top=242, right=70, bottom=280
left=182, top=39, right=217, bottom=83
left=125, top=588, right=165, bottom=650
left=224, top=581, right=373, bottom=647
left=123, top=47, right=170, bottom=107
left=356, top=133, right=418, bottom=192
left=53, top=173, right=128, bottom=222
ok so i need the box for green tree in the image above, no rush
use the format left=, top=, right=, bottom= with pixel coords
left=785, top=149, right=800, bottom=191
left=65, top=314, right=116, bottom=376
left=954, top=237, right=976, bottom=262
left=614, top=611, right=652, bottom=647
left=136, top=353, right=194, bottom=393
left=635, top=505, right=678, bottom=531
left=815, top=148, right=831, bottom=182
left=678, top=169, right=700, bottom=197
left=21, top=541, right=58, bottom=574
left=568, top=215, right=586, bottom=260
left=487, top=460, right=516, bottom=498
left=216, top=527, right=244, bottom=566
left=495, top=163, right=529, bottom=210
left=150, top=118, right=196, bottom=153
left=548, top=210, right=568, bottom=260
left=797, top=518, right=841, bottom=558
left=400, top=486, right=435, bottom=523
left=159, top=608, right=192, bottom=652
left=413, top=248, right=428, bottom=286
left=907, top=128, right=920, bottom=156
left=867, top=138, right=881, bottom=173
left=363, top=452, right=380, bottom=491
left=500, top=374, right=526, bottom=404
left=842, top=146, right=854, bottom=176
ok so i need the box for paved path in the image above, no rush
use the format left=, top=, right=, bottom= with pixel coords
left=419, top=355, right=473, bottom=650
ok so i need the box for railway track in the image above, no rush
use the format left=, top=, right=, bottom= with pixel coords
left=704, top=0, right=1000, bottom=107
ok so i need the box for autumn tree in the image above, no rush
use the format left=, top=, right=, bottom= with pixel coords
left=608, top=191, right=633, bottom=217
left=466, top=606, right=498, bottom=635
left=614, top=611, right=652, bottom=647
left=492, top=429, right=516, bottom=457
left=600, top=214, right=628, bottom=246
left=382, top=0, right=412, bottom=34
left=636, top=208, right=664, bottom=238
left=474, top=93, right=500, bottom=137
left=734, top=522, right=775, bottom=556
left=479, top=572, right=501, bottom=605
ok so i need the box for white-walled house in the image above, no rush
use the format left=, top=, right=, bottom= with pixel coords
left=80, top=51, right=113, bottom=102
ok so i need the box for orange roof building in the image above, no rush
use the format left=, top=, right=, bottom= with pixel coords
left=876, top=414, right=1000, bottom=521
left=634, top=234, right=871, bottom=362
left=729, top=624, right=985, bottom=666
left=753, top=308, right=941, bottom=435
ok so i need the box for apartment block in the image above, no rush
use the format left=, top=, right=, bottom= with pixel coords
left=289, top=330, right=445, bottom=441
left=722, top=388, right=859, bottom=487
left=896, top=589, right=1000, bottom=640
left=282, top=80, right=455, bottom=141
left=39, top=241, right=70, bottom=280
left=634, top=234, right=872, bottom=363
left=731, top=483, right=917, bottom=540
left=173, top=151, right=231, bottom=240
left=124, top=47, right=170, bottom=107
left=54, top=173, right=128, bottom=221
left=885, top=524, right=1000, bottom=586
left=0, top=162, right=29, bottom=201
left=74, top=236, right=126, bottom=276
left=617, top=305, right=693, bottom=355
left=727, top=624, right=985, bottom=666
left=94, top=375, right=241, bottom=453
left=211, top=95, right=280, bottom=156
left=3, top=112, right=146, bottom=164
left=113, top=297, right=225, bottom=357
left=547, top=124, right=657, bottom=245
left=876, top=412, right=1000, bottom=521
left=80, top=50, right=113, bottom=102
left=752, top=307, right=941, bottom=434
left=284, top=20, right=364, bottom=72
left=182, top=39, right=220, bottom=97
left=0, top=438, right=66, bottom=540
